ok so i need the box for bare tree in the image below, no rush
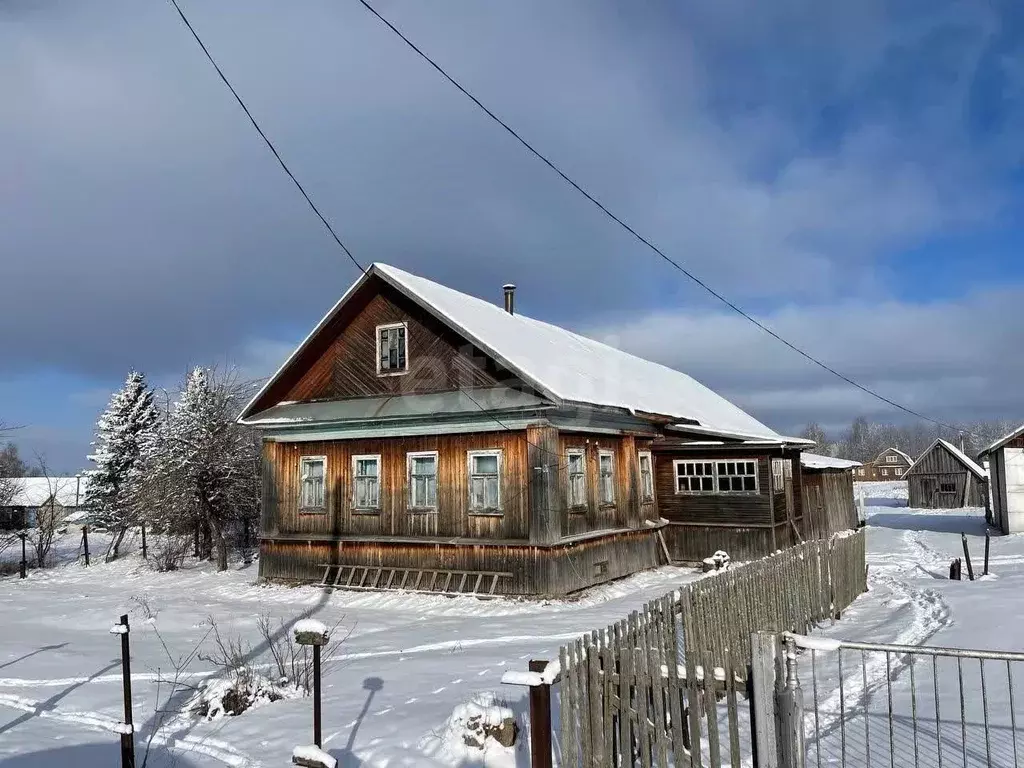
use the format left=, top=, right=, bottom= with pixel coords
left=30, top=454, right=66, bottom=568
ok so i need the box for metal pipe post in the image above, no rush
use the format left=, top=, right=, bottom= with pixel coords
left=19, top=532, right=27, bottom=579
left=313, top=644, right=322, bottom=748
left=82, top=525, right=90, bottom=566
left=118, top=614, right=136, bottom=768
left=140, top=523, right=147, bottom=559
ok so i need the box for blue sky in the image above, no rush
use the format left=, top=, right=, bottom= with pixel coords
left=3, top=0, right=1024, bottom=471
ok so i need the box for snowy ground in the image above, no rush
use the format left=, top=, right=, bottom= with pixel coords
left=0, top=542, right=698, bottom=767
left=2, top=482, right=1020, bottom=768
left=803, top=481, right=1020, bottom=767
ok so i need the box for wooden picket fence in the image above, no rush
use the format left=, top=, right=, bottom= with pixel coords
left=556, top=529, right=867, bottom=767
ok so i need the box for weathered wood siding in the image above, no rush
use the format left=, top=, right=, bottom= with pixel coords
left=263, top=431, right=531, bottom=541
left=258, top=528, right=661, bottom=596
left=652, top=447, right=773, bottom=527
left=557, top=434, right=655, bottom=538
left=661, top=523, right=776, bottom=563
left=801, top=469, right=858, bottom=539
left=906, top=442, right=987, bottom=508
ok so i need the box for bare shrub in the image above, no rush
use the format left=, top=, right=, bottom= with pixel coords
left=147, top=532, right=192, bottom=572
left=192, top=613, right=350, bottom=719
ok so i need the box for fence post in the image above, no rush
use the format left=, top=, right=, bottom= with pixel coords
left=961, top=533, right=975, bottom=581
left=19, top=531, right=27, bottom=579
left=750, top=632, right=780, bottom=768
left=140, top=523, right=147, bottom=559
left=778, top=636, right=805, bottom=768
left=82, top=525, right=90, bottom=566
left=984, top=532, right=991, bottom=576
left=113, top=614, right=136, bottom=768
left=528, top=660, right=553, bottom=768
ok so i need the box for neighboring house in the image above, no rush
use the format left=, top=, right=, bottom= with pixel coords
left=979, top=425, right=1024, bottom=534
left=800, top=453, right=862, bottom=538
left=904, top=439, right=987, bottom=509
left=0, top=476, right=88, bottom=530
left=239, top=263, right=829, bottom=596
left=855, top=447, right=913, bottom=480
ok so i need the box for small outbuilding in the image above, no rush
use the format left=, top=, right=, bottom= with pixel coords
left=903, top=439, right=987, bottom=509
left=799, top=453, right=862, bottom=537
left=979, top=425, right=1024, bottom=534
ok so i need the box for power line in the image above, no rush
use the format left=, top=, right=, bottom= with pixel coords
left=167, top=0, right=363, bottom=276
left=165, top=0, right=578, bottom=460
left=354, top=0, right=968, bottom=435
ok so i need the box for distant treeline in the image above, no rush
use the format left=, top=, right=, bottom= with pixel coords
left=799, top=417, right=1020, bottom=463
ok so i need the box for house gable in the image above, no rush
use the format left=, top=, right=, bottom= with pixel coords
left=244, top=274, right=535, bottom=417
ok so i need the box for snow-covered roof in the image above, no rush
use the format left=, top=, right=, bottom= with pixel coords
left=241, top=263, right=803, bottom=443
left=979, top=424, right=1024, bottom=457
left=904, top=439, right=987, bottom=480
left=800, top=453, right=862, bottom=471
left=1, top=477, right=88, bottom=507
left=875, top=447, right=912, bottom=465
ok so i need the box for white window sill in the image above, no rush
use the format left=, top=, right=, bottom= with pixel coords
left=351, top=508, right=381, bottom=516
left=468, top=510, right=504, bottom=517
left=299, top=508, right=327, bottom=515
left=408, top=508, right=438, bottom=515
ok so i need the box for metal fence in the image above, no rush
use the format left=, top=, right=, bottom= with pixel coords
left=554, top=530, right=868, bottom=768
left=791, top=634, right=1024, bottom=768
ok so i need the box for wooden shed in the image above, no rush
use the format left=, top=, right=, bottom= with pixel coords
left=239, top=263, right=814, bottom=596
left=979, top=425, right=1024, bottom=534
left=904, top=439, right=987, bottom=509
left=799, top=453, right=861, bottom=538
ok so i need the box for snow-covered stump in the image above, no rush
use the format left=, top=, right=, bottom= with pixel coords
left=291, top=745, right=337, bottom=768
left=293, top=619, right=329, bottom=761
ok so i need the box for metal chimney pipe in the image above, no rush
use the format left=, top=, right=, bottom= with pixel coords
left=503, top=284, right=516, bottom=315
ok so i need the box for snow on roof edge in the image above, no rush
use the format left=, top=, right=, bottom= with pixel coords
left=980, top=423, right=1024, bottom=456
left=800, top=453, right=862, bottom=470
left=904, top=438, right=986, bottom=479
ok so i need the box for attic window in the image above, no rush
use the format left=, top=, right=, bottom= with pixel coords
left=886, top=455, right=898, bottom=463
left=377, top=322, right=408, bottom=375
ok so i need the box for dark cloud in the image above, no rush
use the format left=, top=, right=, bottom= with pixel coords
left=2, top=0, right=1024, bottom=470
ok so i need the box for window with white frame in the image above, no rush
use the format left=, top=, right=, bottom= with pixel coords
left=675, top=461, right=715, bottom=492
left=352, top=454, right=380, bottom=509
left=885, top=455, right=898, bottom=463
left=772, top=458, right=785, bottom=491
left=881, top=468, right=889, bottom=477
left=566, top=449, right=587, bottom=508
left=299, top=456, right=326, bottom=509
left=468, top=450, right=502, bottom=512
left=674, top=459, right=758, bottom=494
left=407, top=452, right=437, bottom=509
left=377, top=322, right=408, bottom=375
left=638, top=451, right=654, bottom=502
left=598, top=451, right=616, bottom=505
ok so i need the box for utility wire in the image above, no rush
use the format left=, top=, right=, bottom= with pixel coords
left=165, top=0, right=580, bottom=460
left=167, top=0, right=363, bottom=276
left=355, top=0, right=968, bottom=435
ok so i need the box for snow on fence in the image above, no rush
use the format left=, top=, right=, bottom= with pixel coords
left=555, top=529, right=867, bottom=768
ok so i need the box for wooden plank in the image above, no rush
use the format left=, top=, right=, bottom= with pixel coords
left=660, top=594, right=688, bottom=768
left=680, top=589, right=703, bottom=768
left=576, top=638, right=593, bottom=768
left=643, top=603, right=670, bottom=768
left=586, top=632, right=605, bottom=767
left=599, top=627, right=615, bottom=765
left=750, top=632, right=780, bottom=768
left=616, top=621, right=631, bottom=768
left=560, top=643, right=577, bottom=768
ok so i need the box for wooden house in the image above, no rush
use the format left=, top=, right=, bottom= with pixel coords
left=904, top=439, right=987, bottom=509
left=979, top=425, right=1024, bottom=533
left=799, top=453, right=861, bottom=538
left=0, top=476, right=87, bottom=531
left=856, top=447, right=913, bottom=480
left=239, top=263, right=815, bottom=596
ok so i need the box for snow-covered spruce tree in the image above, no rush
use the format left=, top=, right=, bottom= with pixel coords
left=85, top=371, right=159, bottom=560
left=162, top=367, right=260, bottom=572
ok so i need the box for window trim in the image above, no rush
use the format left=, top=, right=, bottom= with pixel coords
left=467, top=449, right=503, bottom=515
left=673, top=458, right=760, bottom=495
left=885, top=455, right=898, bottom=463
left=598, top=450, right=616, bottom=506
left=351, top=453, right=382, bottom=513
left=566, top=448, right=588, bottom=510
left=376, top=321, right=410, bottom=377
left=299, top=455, right=327, bottom=512
left=406, top=450, right=439, bottom=512
left=637, top=450, right=654, bottom=503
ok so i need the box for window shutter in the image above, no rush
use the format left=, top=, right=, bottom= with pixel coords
left=397, top=327, right=406, bottom=369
